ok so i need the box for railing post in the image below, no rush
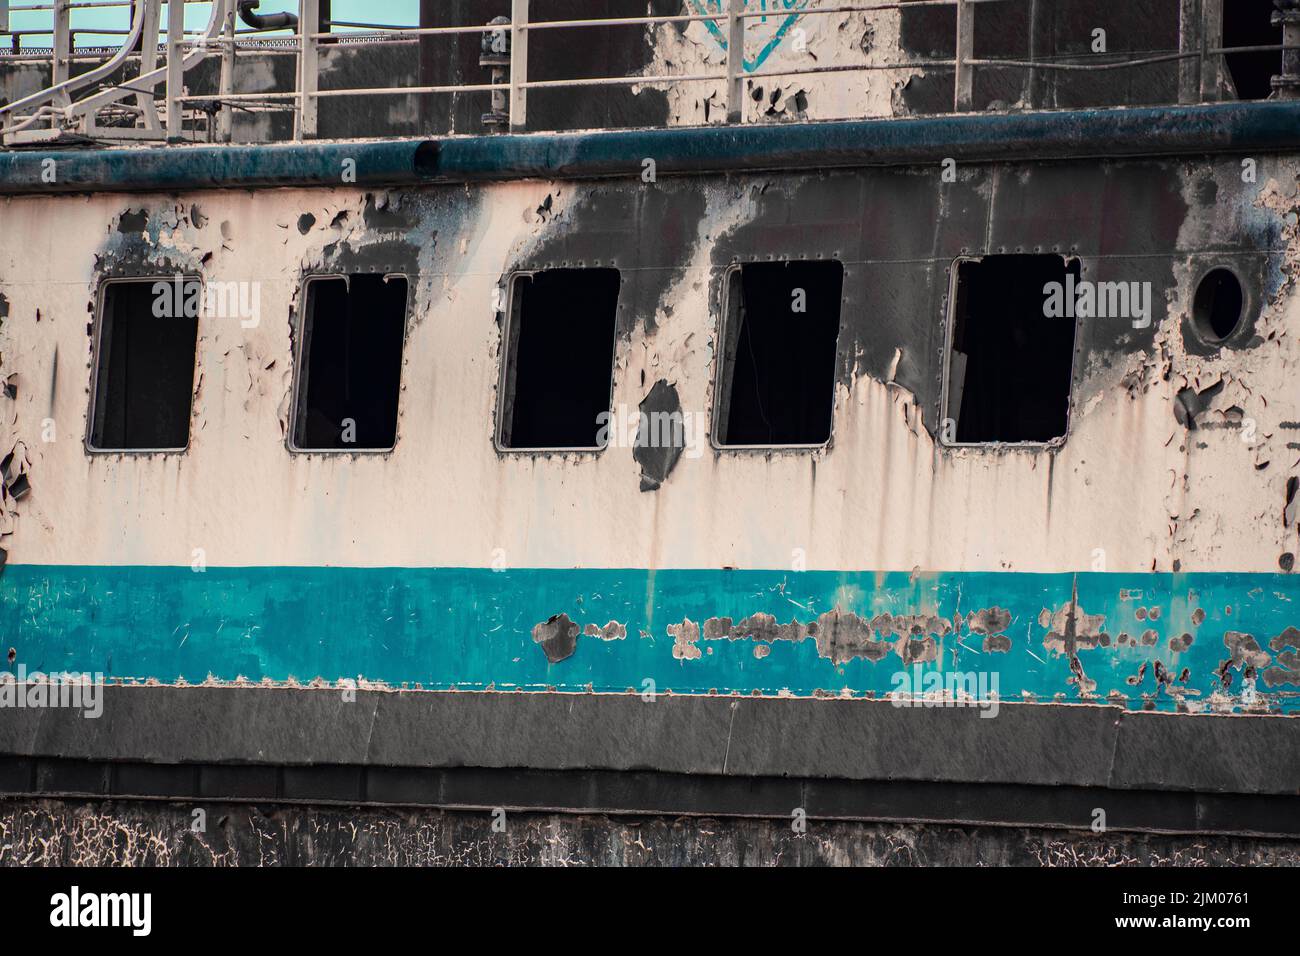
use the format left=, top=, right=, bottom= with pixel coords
left=166, top=0, right=182, bottom=138
left=296, top=0, right=319, bottom=139
left=509, top=0, right=528, bottom=132
left=1199, top=0, right=1223, bottom=101
left=1178, top=0, right=1202, bottom=103
left=725, top=0, right=743, bottom=122
left=52, top=0, right=71, bottom=94
left=954, top=0, right=973, bottom=112
left=136, top=0, right=163, bottom=133
left=218, top=0, right=236, bottom=140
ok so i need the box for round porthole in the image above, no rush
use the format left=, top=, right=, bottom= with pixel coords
left=1192, top=268, right=1244, bottom=343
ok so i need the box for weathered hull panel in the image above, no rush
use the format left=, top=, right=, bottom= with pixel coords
left=0, top=116, right=1298, bottom=720
left=5, top=798, right=1300, bottom=867
left=2, top=566, right=1296, bottom=710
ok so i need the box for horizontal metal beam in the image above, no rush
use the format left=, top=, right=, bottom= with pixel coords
left=2, top=685, right=1298, bottom=798
left=0, top=137, right=434, bottom=192
left=6, top=756, right=1300, bottom=837
left=4, top=101, right=1300, bottom=194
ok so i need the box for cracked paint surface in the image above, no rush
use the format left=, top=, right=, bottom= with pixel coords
left=2, top=798, right=1298, bottom=867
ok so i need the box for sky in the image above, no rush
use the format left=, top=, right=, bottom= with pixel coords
left=3, top=1, right=420, bottom=51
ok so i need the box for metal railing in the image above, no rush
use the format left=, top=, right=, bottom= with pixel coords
left=2, top=0, right=1298, bottom=145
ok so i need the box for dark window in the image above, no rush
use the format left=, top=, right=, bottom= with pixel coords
left=498, top=268, right=620, bottom=449
left=945, top=255, right=1079, bottom=444
left=1223, top=1, right=1280, bottom=101
left=292, top=274, right=408, bottom=451
left=715, top=260, right=843, bottom=446
left=89, top=279, right=199, bottom=451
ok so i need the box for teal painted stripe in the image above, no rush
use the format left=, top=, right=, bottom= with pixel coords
left=1, top=566, right=1297, bottom=711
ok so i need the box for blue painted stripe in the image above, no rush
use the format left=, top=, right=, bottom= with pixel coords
left=2, top=566, right=1297, bottom=711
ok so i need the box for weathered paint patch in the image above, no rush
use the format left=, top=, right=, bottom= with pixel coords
left=1264, top=626, right=1300, bottom=687
left=532, top=612, right=580, bottom=664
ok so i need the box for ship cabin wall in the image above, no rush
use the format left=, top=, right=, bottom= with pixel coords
left=0, top=147, right=1298, bottom=706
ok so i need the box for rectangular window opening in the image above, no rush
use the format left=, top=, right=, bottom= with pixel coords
left=89, top=278, right=200, bottom=452
left=291, top=273, right=408, bottom=452
left=714, top=260, right=843, bottom=447
left=498, top=268, right=621, bottom=450
left=944, top=254, right=1080, bottom=445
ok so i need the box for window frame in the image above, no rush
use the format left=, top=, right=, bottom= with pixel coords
left=709, top=258, right=844, bottom=452
left=938, top=253, right=1083, bottom=450
left=492, top=268, right=622, bottom=454
left=85, top=274, right=202, bottom=455
left=287, top=271, right=411, bottom=455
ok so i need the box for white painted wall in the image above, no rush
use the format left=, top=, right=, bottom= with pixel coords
left=0, top=170, right=1295, bottom=575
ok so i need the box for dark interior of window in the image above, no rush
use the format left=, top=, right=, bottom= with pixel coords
left=1223, top=0, right=1280, bottom=101
left=293, top=274, right=408, bottom=451
left=500, top=268, right=620, bottom=449
left=946, top=255, right=1080, bottom=444
left=90, top=280, right=199, bottom=451
left=716, top=260, right=843, bottom=446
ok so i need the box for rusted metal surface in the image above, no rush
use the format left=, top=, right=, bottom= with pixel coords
left=4, top=798, right=1300, bottom=865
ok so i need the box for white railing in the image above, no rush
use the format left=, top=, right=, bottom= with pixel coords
left=1, top=0, right=1295, bottom=145
left=1, top=0, right=232, bottom=142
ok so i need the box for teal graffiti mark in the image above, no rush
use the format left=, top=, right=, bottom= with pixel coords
left=2, top=565, right=1298, bottom=711
left=689, top=0, right=810, bottom=72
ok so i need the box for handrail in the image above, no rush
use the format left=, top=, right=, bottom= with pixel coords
left=0, top=0, right=148, bottom=123
left=2, top=0, right=231, bottom=140
left=67, top=0, right=226, bottom=120
left=1, top=0, right=1292, bottom=142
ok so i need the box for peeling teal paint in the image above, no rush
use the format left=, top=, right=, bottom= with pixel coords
left=689, top=0, right=809, bottom=71
left=2, top=566, right=1297, bottom=711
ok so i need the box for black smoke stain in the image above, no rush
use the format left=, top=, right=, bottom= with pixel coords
left=633, top=379, right=687, bottom=492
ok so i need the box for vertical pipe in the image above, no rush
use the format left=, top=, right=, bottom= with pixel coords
left=509, top=0, right=528, bottom=132
left=296, top=0, right=320, bottom=139
left=218, top=0, right=235, bottom=141
left=954, top=0, right=973, bottom=112
left=165, top=0, right=182, bottom=139
left=726, top=0, right=744, bottom=123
